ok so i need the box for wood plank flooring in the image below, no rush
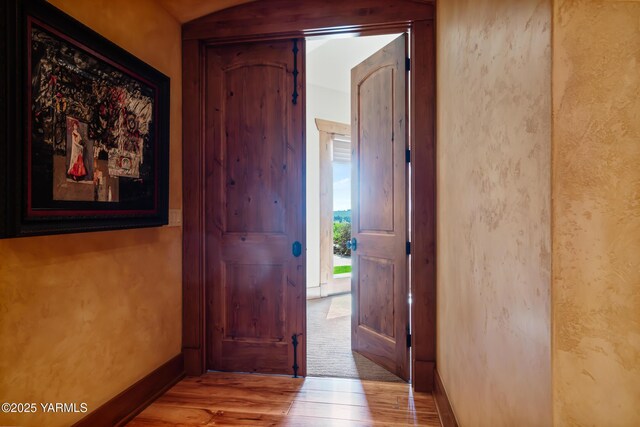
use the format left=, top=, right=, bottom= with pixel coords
left=128, top=372, right=441, bottom=426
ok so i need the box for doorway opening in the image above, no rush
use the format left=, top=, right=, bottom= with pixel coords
left=305, top=33, right=407, bottom=382
left=182, top=0, right=436, bottom=389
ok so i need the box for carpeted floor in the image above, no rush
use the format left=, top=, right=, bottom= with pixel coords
left=306, top=293, right=404, bottom=382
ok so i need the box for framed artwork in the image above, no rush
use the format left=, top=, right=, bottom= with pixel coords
left=0, top=0, right=169, bottom=237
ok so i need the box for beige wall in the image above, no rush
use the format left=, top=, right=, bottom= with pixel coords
left=157, top=0, right=253, bottom=23
left=437, top=0, right=552, bottom=425
left=552, top=1, right=640, bottom=425
left=1, top=1, right=637, bottom=426
left=0, top=1, right=182, bottom=426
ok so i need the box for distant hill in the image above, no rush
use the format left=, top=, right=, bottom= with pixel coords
left=333, top=209, right=351, bottom=222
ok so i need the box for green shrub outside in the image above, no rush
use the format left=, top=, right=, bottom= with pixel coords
left=333, top=221, right=351, bottom=256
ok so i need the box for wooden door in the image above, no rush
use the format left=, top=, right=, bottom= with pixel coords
left=351, top=35, right=409, bottom=380
left=205, top=40, right=305, bottom=375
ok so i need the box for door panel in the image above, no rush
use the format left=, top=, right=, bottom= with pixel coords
left=359, top=256, right=395, bottom=339
left=224, top=64, right=288, bottom=234
left=358, top=67, right=395, bottom=233
left=351, top=35, right=408, bottom=381
left=205, top=40, right=305, bottom=375
left=224, top=264, right=285, bottom=341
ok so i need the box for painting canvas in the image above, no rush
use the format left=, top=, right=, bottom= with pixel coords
left=0, top=0, right=169, bottom=237
left=30, top=20, right=155, bottom=207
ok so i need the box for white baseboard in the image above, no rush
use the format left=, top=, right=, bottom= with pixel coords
left=307, top=286, right=322, bottom=300
left=321, top=277, right=351, bottom=297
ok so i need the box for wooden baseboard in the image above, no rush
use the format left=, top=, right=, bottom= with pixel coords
left=433, top=369, right=459, bottom=427
left=73, top=353, right=185, bottom=427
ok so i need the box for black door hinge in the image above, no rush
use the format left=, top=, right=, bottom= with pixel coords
left=292, top=333, right=301, bottom=378
left=405, top=57, right=411, bottom=71
left=292, top=39, right=299, bottom=105
left=406, top=326, right=412, bottom=348
left=406, top=149, right=411, bottom=163
left=406, top=241, right=411, bottom=255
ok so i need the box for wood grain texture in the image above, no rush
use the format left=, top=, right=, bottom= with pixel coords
left=434, top=369, right=459, bottom=427
left=315, top=118, right=351, bottom=136
left=414, top=360, right=435, bottom=394
left=181, top=0, right=436, bottom=389
left=74, top=354, right=184, bottom=427
left=359, top=256, right=395, bottom=338
left=357, top=67, right=395, bottom=232
left=222, top=62, right=287, bottom=233
left=183, top=0, right=434, bottom=41
left=128, top=372, right=441, bottom=426
left=410, top=20, right=437, bottom=392
left=204, top=40, right=305, bottom=375
left=182, top=38, right=206, bottom=376
left=351, top=35, right=409, bottom=381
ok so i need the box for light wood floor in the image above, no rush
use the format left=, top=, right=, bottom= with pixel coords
left=128, top=372, right=442, bottom=426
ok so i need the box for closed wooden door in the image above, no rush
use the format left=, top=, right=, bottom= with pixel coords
left=205, top=40, right=305, bottom=375
left=351, top=35, right=409, bottom=381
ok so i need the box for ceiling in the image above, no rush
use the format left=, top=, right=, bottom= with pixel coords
left=156, top=0, right=253, bottom=23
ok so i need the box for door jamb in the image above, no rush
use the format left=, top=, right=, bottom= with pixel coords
left=181, top=1, right=436, bottom=392
left=316, top=118, right=350, bottom=299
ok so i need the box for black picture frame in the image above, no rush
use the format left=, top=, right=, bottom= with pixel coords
left=1, top=0, right=170, bottom=238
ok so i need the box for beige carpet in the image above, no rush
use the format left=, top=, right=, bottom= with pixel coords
left=306, top=293, right=404, bottom=382
left=326, top=293, right=352, bottom=319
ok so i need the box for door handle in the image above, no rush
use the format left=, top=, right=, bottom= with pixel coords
left=346, top=237, right=357, bottom=251
left=292, top=241, right=302, bottom=257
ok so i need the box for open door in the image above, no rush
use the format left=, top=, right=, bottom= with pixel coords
left=204, top=39, right=305, bottom=375
left=351, top=35, right=409, bottom=381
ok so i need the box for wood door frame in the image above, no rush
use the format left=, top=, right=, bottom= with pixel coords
left=182, top=0, right=436, bottom=392
left=316, top=118, right=350, bottom=299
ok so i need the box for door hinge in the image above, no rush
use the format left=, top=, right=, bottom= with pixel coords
left=406, top=326, right=412, bottom=348
left=406, top=241, right=411, bottom=255
left=292, top=39, right=299, bottom=105
left=406, top=149, right=411, bottom=163
left=292, top=333, right=301, bottom=378
left=405, top=57, right=411, bottom=71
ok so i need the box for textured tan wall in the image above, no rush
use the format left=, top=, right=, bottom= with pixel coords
left=437, top=0, right=552, bottom=425
left=0, top=1, right=182, bottom=426
left=552, top=1, right=640, bottom=425
left=157, top=0, right=253, bottom=23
